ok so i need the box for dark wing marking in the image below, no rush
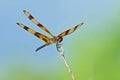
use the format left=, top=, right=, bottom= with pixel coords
left=23, top=10, right=54, bottom=37
left=58, top=22, right=84, bottom=37
left=17, top=23, right=52, bottom=45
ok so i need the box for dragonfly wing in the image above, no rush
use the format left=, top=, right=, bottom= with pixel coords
left=58, top=22, right=84, bottom=37
left=17, top=23, right=51, bottom=45
left=23, top=10, right=54, bottom=37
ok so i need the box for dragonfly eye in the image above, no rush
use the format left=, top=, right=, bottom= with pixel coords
left=56, top=36, right=63, bottom=43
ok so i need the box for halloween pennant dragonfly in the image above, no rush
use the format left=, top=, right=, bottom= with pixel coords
left=17, top=10, right=84, bottom=52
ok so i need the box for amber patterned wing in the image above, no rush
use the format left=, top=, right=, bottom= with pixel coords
left=58, top=22, right=84, bottom=37
left=17, top=23, right=51, bottom=45
left=23, top=10, right=54, bottom=37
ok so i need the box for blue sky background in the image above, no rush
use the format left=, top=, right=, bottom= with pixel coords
left=0, top=0, right=120, bottom=80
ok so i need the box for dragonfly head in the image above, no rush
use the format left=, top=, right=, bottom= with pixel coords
left=51, top=36, right=63, bottom=44
left=56, top=35, right=63, bottom=43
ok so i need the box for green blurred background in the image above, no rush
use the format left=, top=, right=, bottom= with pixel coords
left=0, top=0, right=120, bottom=80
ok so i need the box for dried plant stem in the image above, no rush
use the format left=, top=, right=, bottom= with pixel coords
left=56, top=43, right=76, bottom=80
left=60, top=53, right=76, bottom=80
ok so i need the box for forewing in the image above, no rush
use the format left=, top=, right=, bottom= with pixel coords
left=17, top=23, right=51, bottom=44
left=23, top=10, right=54, bottom=37
left=59, top=22, right=84, bottom=37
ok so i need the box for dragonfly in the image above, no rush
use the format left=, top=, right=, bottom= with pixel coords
left=17, top=10, right=84, bottom=52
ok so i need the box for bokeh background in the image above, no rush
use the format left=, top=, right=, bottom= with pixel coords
left=0, top=0, right=120, bottom=80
